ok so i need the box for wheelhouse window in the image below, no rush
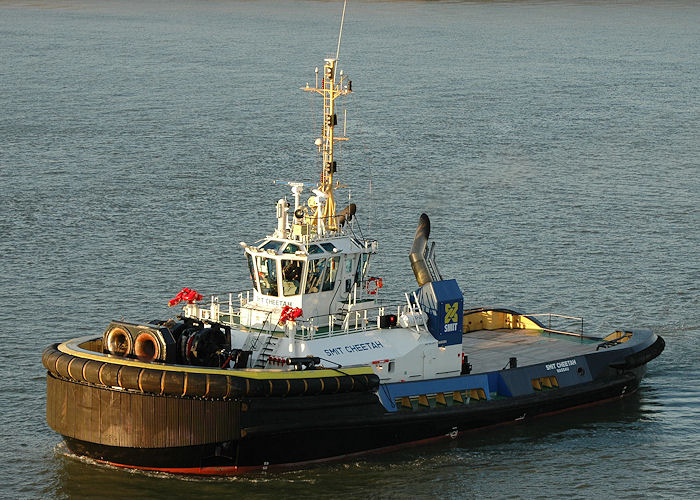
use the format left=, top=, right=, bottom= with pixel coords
left=322, top=256, right=340, bottom=292
left=320, top=243, right=337, bottom=253
left=355, top=253, right=369, bottom=286
left=247, top=254, right=259, bottom=292
left=283, top=243, right=301, bottom=254
left=282, top=259, right=304, bottom=297
left=305, top=259, right=327, bottom=294
left=256, top=256, right=279, bottom=296
left=260, top=240, right=284, bottom=253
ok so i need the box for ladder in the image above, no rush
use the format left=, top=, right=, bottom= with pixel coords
left=424, top=241, right=443, bottom=282
left=254, top=335, right=280, bottom=368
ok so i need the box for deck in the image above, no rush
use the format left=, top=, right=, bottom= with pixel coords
left=463, top=329, right=599, bottom=374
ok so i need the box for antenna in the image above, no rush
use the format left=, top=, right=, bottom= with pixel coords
left=303, top=0, right=351, bottom=233
left=335, top=0, right=348, bottom=61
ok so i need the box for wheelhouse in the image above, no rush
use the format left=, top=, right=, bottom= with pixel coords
left=242, top=237, right=373, bottom=302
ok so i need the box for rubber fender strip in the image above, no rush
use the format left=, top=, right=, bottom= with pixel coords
left=42, top=343, right=380, bottom=397
left=41, top=344, right=61, bottom=373
left=54, top=353, right=72, bottom=379
left=610, top=335, right=665, bottom=370
left=67, top=357, right=88, bottom=381
left=59, top=336, right=375, bottom=379
left=82, top=360, right=103, bottom=385
left=97, top=363, right=107, bottom=386
left=225, top=376, right=232, bottom=399
left=137, top=369, right=145, bottom=392
left=65, top=357, right=78, bottom=380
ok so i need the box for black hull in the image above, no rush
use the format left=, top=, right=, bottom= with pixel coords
left=59, top=369, right=643, bottom=474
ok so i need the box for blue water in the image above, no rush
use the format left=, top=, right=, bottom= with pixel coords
left=1, top=1, right=698, bottom=498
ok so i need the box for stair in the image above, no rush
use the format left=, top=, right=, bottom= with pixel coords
left=254, top=335, right=281, bottom=368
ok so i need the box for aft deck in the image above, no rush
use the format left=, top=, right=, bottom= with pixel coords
left=463, top=329, right=599, bottom=374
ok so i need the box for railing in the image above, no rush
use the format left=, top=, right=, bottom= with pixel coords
left=296, top=301, right=413, bottom=340
left=181, top=290, right=424, bottom=340
left=182, top=290, right=251, bottom=324
left=526, top=313, right=585, bottom=340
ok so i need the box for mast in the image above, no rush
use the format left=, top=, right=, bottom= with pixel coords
left=303, top=55, right=351, bottom=232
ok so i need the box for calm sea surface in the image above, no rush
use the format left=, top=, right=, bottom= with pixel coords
left=1, top=0, right=698, bottom=498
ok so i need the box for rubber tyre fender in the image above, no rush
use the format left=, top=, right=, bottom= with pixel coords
left=138, top=368, right=164, bottom=395
left=99, top=363, right=122, bottom=387
left=42, top=345, right=62, bottom=375
left=337, top=375, right=354, bottom=393
left=268, top=378, right=291, bottom=397
left=54, top=353, right=73, bottom=380
left=118, top=365, right=142, bottom=391
left=162, top=370, right=186, bottom=396
left=206, top=375, right=229, bottom=399
left=304, top=377, right=324, bottom=396
left=287, top=378, right=307, bottom=396
left=82, top=360, right=105, bottom=385
left=182, top=372, right=208, bottom=397
left=67, top=357, right=90, bottom=382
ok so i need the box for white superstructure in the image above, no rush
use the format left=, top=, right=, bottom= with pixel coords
left=180, top=56, right=463, bottom=383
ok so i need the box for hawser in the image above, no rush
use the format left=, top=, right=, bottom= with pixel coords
left=43, top=2, right=664, bottom=475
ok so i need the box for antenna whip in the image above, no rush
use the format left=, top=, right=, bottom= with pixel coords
left=335, top=0, right=348, bottom=60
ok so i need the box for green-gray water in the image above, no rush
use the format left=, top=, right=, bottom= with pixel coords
left=1, top=1, right=698, bottom=498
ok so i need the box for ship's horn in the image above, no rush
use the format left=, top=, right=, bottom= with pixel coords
left=337, top=203, right=356, bottom=227
left=409, top=213, right=432, bottom=287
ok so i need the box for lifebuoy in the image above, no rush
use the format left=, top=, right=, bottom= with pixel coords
left=366, top=277, right=383, bottom=295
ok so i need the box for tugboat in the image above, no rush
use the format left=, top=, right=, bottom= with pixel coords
left=43, top=8, right=664, bottom=475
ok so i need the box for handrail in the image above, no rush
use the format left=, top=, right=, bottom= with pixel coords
left=183, top=292, right=417, bottom=340
left=526, top=313, right=584, bottom=340
left=526, top=313, right=583, bottom=322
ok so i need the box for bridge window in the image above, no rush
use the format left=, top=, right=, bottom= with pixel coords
left=282, top=259, right=304, bottom=296
left=247, top=254, right=259, bottom=292
left=256, top=256, right=279, bottom=296
left=305, top=259, right=327, bottom=294
left=260, top=240, right=284, bottom=253
left=322, top=256, right=340, bottom=292
left=283, top=243, right=301, bottom=254
left=355, top=253, right=369, bottom=285
left=321, top=243, right=337, bottom=252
